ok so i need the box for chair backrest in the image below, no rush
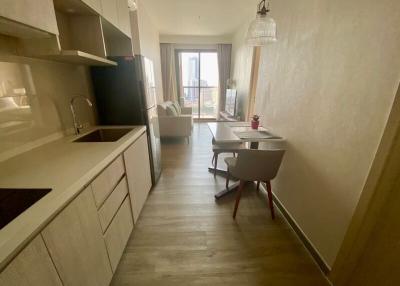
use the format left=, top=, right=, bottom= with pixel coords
left=230, top=149, right=285, bottom=182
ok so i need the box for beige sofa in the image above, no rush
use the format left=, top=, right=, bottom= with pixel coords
left=157, top=101, right=193, bottom=141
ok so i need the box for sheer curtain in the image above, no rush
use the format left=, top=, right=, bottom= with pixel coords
left=217, top=44, right=232, bottom=117
left=160, top=43, right=178, bottom=102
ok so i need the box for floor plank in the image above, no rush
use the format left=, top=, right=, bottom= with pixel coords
left=111, top=123, right=329, bottom=286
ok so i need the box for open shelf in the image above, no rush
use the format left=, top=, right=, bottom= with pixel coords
left=102, top=18, right=134, bottom=57
left=39, top=50, right=117, bottom=66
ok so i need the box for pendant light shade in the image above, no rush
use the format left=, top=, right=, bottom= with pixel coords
left=247, top=0, right=277, bottom=46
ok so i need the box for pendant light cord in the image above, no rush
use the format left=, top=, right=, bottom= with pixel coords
left=257, top=0, right=270, bottom=15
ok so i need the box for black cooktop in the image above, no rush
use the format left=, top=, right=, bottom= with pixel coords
left=0, top=188, right=52, bottom=230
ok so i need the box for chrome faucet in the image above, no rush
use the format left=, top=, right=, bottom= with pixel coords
left=70, top=95, right=93, bottom=135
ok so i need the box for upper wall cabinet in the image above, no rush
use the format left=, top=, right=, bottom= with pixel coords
left=117, top=0, right=131, bottom=37
left=53, top=0, right=102, bottom=15
left=101, top=0, right=131, bottom=38
left=1, top=0, right=133, bottom=64
left=100, top=0, right=133, bottom=56
left=18, top=1, right=118, bottom=66
left=0, top=0, right=59, bottom=38
left=101, top=0, right=119, bottom=28
left=82, top=0, right=103, bottom=14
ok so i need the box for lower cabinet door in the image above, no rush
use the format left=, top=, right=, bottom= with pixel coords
left=124, top=132, right=152, bottom=222
left=41, top=186, right=113, bottom=286
left=0, top=235, right=62, bottom=286
left=104, top=196, right=134, bottom=272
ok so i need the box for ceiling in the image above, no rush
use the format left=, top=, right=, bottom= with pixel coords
left=140, top=0, right=259, bottom=37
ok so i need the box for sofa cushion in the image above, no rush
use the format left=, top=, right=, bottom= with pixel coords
left=166, top=104, right=178, bottom=116
left=172, top=101, right=181, bottom=115
left=157, top=102, right=170, bottom=117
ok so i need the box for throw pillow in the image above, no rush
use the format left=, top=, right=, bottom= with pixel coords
left=166, top=104, right=178, bottom=116
left=172, top=101, right=182, bottom=115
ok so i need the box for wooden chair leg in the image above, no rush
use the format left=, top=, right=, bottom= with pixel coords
left=266, top=181, right=275, bottom=219
left=256, top=181, right=260, bottom=192
left=214, top=154, right=218, bottom=177
left=211, top=153, right=215, bottom=165
left=233, top=180, right=246, bottom=219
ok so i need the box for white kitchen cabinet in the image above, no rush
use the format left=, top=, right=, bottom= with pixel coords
left=124, top=132, right=152, bottom=222
left=104, top=196, right=134, bottom=272
left=101, top=0, right=119, bottom=27
left=41, top=186, right=113, bottom=286
left=0, top=0, right=58, bottom=36
left=82, top=0, right=103, bottom=14
left=0, top=235, right=62, bottom=286
left=116, top=0, right=131, bottom=37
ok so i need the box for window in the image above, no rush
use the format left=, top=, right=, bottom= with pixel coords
left=179, top=51, right=219, bottom=119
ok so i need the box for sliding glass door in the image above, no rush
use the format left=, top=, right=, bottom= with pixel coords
left=179, top=51, right=219, bottom=119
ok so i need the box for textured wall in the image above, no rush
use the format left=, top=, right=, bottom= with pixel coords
left=231, top=18, right=253, bottom=120
left=232, top=0, right=400, bottom=267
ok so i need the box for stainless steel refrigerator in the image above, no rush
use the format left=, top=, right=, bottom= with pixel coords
left=90, top=56, right=162, bottom=185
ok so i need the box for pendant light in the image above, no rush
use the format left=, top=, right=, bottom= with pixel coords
left=128, top=0, right=137, bottom=11
left=246, top=0, right=277, bottom=46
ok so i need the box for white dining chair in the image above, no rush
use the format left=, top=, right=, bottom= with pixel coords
left=224, top=149, right=285, bottom=219
left=211, top=138, right=246, bottom=177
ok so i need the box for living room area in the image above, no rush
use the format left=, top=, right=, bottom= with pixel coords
left=1, top=0, right=399, bottom=285
left=123, top=0, right=400, bottom=285
left=134, top=0, right=259, bottom=135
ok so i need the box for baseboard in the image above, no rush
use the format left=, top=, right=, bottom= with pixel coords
left=259, top=183, right=332, bottom=276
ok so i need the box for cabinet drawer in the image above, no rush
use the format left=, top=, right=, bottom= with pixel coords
left=92, top=156, right=125, bottom=208
left=104, top=196, right=133, bottom=272
left=98, top=176, right=129, bottom=232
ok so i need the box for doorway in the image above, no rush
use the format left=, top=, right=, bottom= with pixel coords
left=177, top=51, right=219, bottom=120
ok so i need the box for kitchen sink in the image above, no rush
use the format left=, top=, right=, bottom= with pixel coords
left=0, top=188, right=52, bottom=230
left=73, top=128, right=133, bottom=143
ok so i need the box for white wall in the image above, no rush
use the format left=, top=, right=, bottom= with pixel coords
left=231, top=0, right=400, bottom=268
left=131, top=0, right=164, bottom=103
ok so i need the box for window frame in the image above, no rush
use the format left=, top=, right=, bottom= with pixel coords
left=176, top=49, right=219, bottom=119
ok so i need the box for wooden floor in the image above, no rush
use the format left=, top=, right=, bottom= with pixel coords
left=111, top=123, right=329, bottom=286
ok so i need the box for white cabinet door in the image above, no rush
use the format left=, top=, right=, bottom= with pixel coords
left=82, top=0, right=103, bottom=14
left=124, top=132, right=152, bottom=222
left=101, top=0, right=118, bottom=27
left=0, top=235, right=62, bottom=286
left=116, top=0, right=131, bottom=37
left=0, top=0, right=58, bottom=34
left=41, top=186, right=113, bottom=286
left=104, top=196, right=134, bottom=272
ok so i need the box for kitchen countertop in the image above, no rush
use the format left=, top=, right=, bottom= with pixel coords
left=0, top=125, right=147, bottom=270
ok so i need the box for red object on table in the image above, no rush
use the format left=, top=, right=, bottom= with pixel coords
left=251, top=120, right=259, bottom=130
